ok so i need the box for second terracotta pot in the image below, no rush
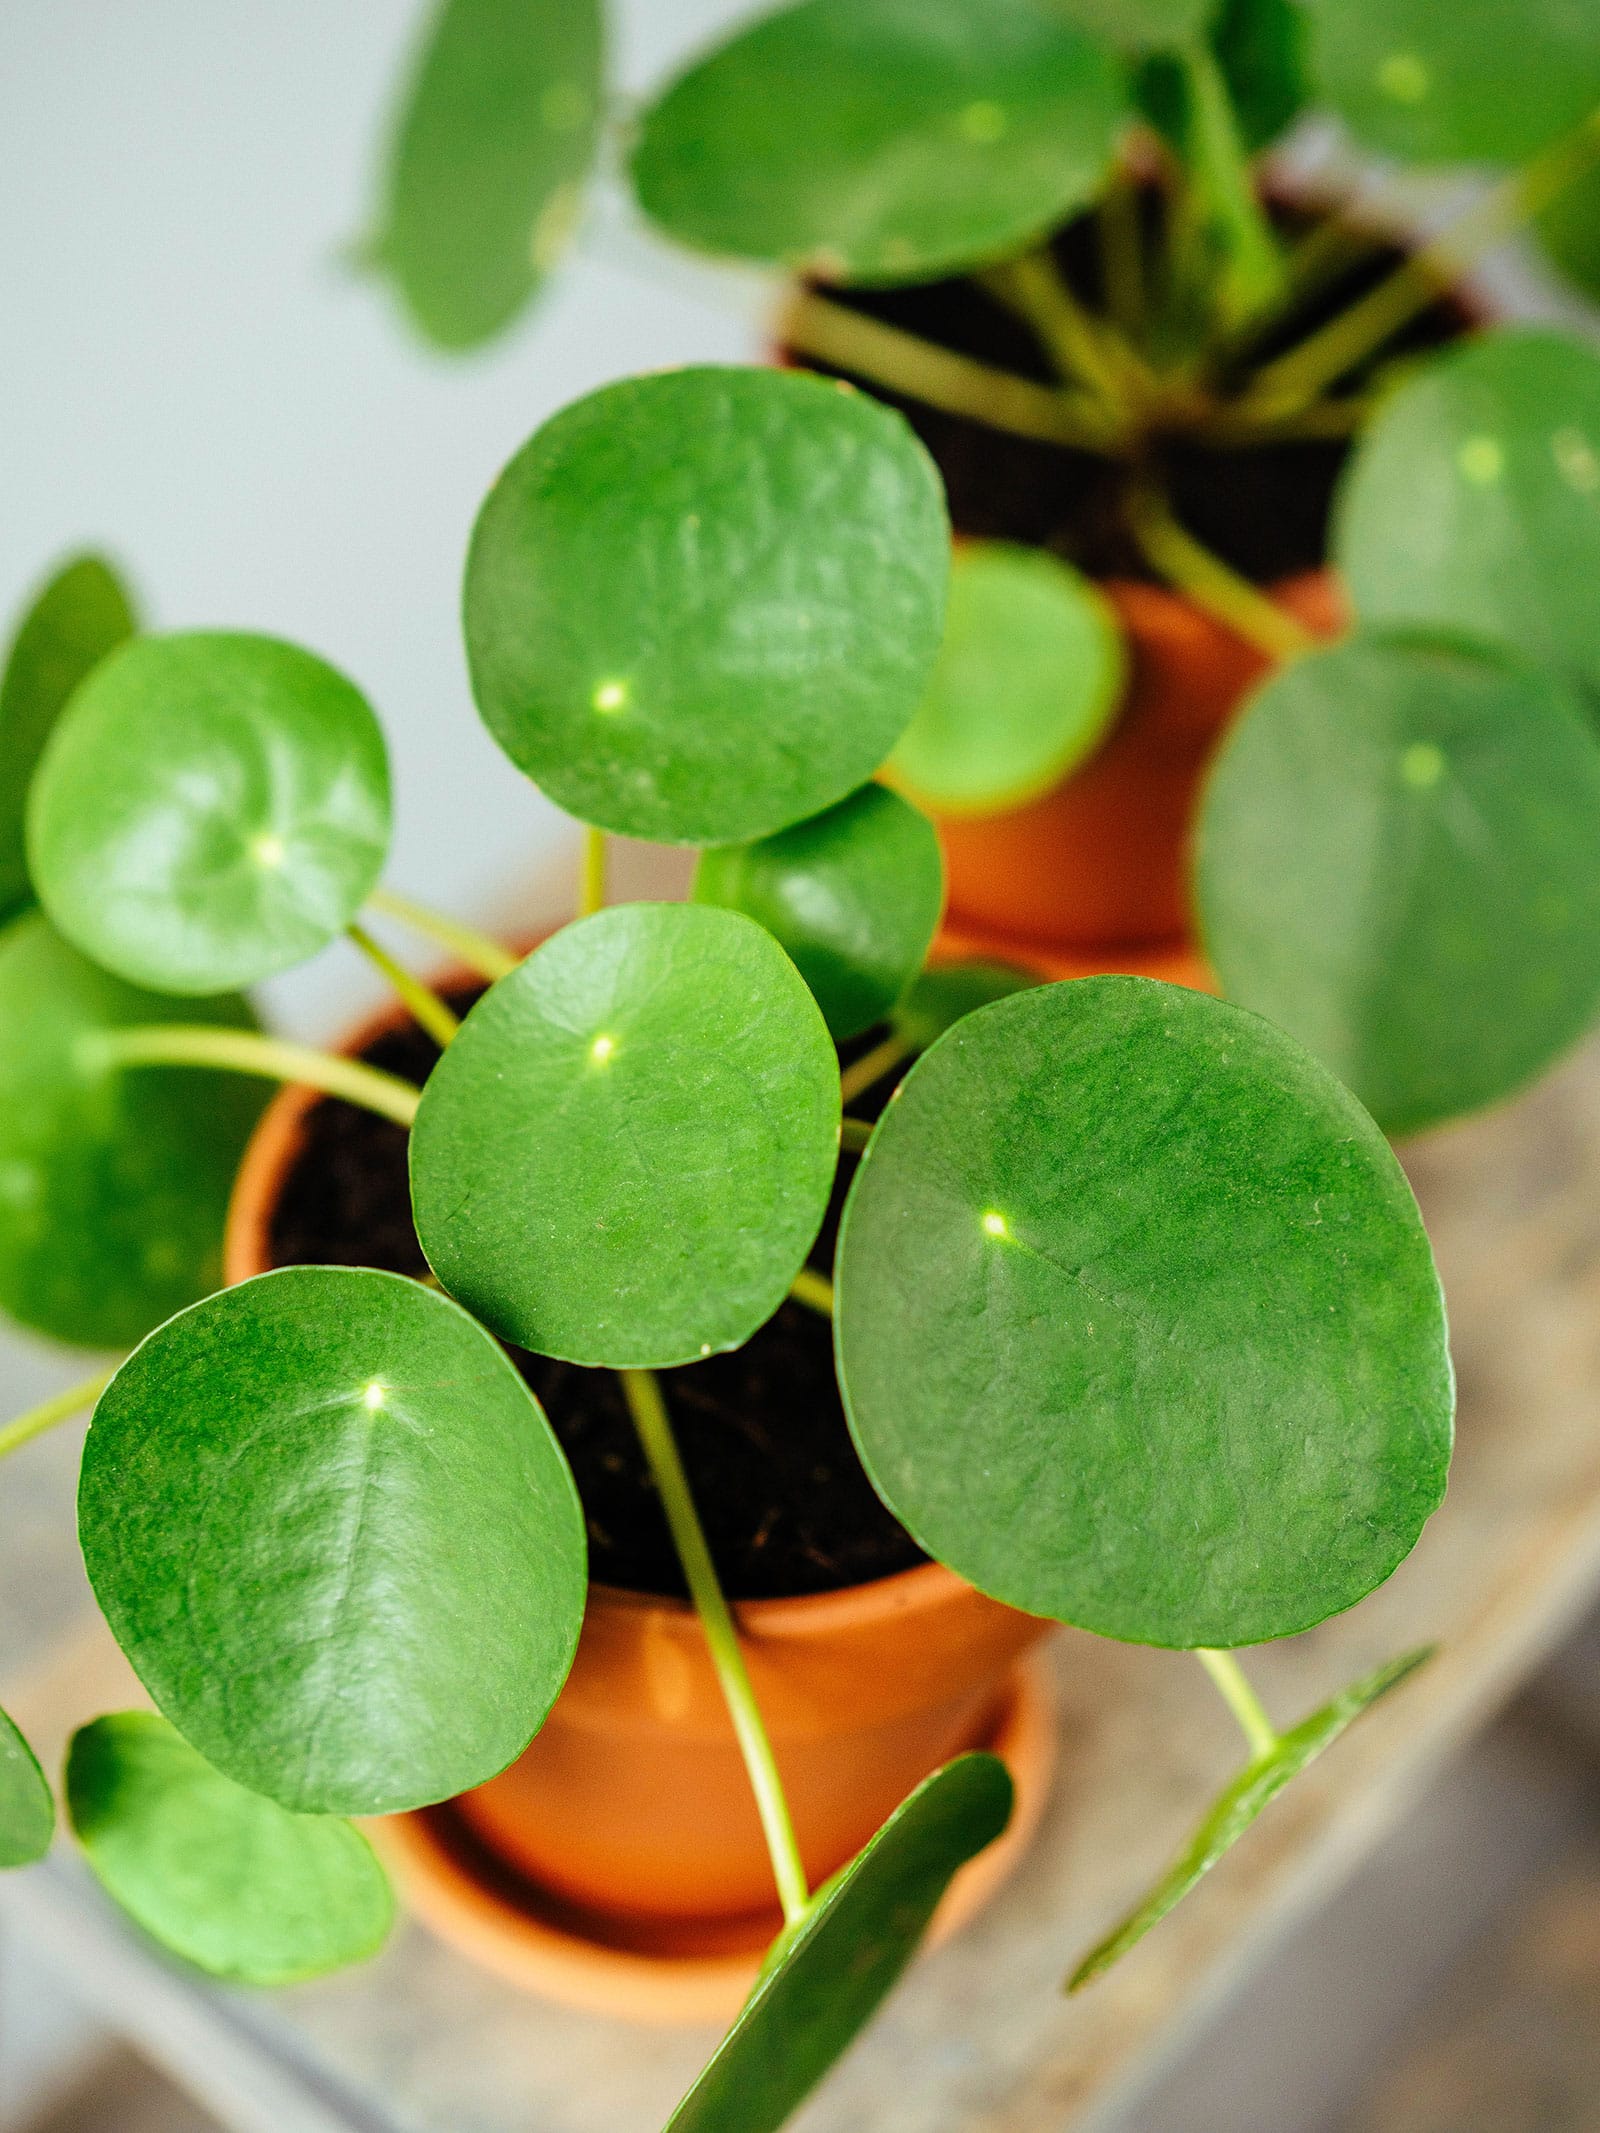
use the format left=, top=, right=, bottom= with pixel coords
left=936, top=570, right=1345, bottom=955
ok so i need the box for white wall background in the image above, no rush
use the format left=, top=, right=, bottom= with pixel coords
left=0, top=0, right=766, bottom=1035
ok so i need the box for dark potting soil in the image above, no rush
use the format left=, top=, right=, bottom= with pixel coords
left=266, top=995, right=924, bottom=1603
left=789, top=190, right=1471, bottom=584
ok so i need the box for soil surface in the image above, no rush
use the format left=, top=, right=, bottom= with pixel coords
left=789, top=188, right=1471, bottom=584
left=266, top=995, right=924, bottom=1602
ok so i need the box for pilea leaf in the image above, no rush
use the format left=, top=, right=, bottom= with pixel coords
left=692, top=785, right=945, bottom=1042
left=666, top=1755, right=1014, bottom=2133
left=835, top=977, right=1453, bottom=1649
left=1069, top=1648, right=1432, bottom=1988
left=463, top=367, right=949, bottom=845
left=0, top=1705, right=53, bottom=1867
left=79, top=1267, right=586, bottom=1816
left=28, top=632, right=391, bottom=995
left=0, top=555, right=136, bottom=926
left=629, top=0, right=1126, bottom=287
left=0, top=911, right=263, bottom=1349
left=1300, top=0, right=1600, bottom=166
left=1209, top=0, right=1309, bottom=152
left=1196, top=631, right=1600, bottom=1136
left=890, top=957, right=1039, bottom=1053
left=889, top=542, right=1123, bottom=817
left=371, top=0, right=604, bottom=351
left=67, top=1713, right=394, bottom=1984
left=1335, top=330, right=1600, bottom=700
left=411, top=904, right=841, bottom=1367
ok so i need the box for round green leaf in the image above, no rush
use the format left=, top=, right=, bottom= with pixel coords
left=411, top=904, right=841, bottom=1367
left=835, top=976, right=1453, bottom=1649
left=29, top=632, right=392, bottom=994
left=666, top=1755, right=1013, bottom=2133
left=79, top=1267, right=587, bottom=1816
left=67, top=1713, right=394, bottom=1984
left=0, top=555, right=137, bottom=926
left=372, top=0, right=604, bottom=350
left=1211, top=0, right=1310, bottom=150
left=629, top=0, right=1126, bottom=287
left=1336, top=331, right=1600, bottom=699
left=463, top=367, right=949, bottom=844
left=0, top=1705, right=53, bottom=1868
left=890, top=957, right=1039, bottom=1052
left=0, top=911, right=263, bottom=1349
left=692, top=785, right=945, bottom=1041
left=1301, top=0, right=1600, bottom=165
left=1197, top=631, right=1600, bottom=1136
left=889, top=542, right=1122, bottom=816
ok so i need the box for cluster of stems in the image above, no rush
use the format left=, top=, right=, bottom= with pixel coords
left=784, top=101, right=1600, bottom=662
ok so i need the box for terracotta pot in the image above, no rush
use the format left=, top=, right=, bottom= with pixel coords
left=224, top=999, right=1056, bottom=2017
left=937, top=570, right=1346, bottom=956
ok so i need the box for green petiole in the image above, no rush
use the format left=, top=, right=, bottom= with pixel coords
left=348, top=923, right=461, bottom=1048
left=788, top=1267, right=835, bottom=1317
left=0, top=1366, right=117, bottom=1463
left=363, top=886, right=518, bottom=984
left=1194, top=1647, right=1279, bottom=1762
left=91, top=1027, right=423, bottom=1130
left=619, top=1366, right=811, bottom=1928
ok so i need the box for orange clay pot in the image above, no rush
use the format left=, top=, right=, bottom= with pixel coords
left=224, top=999, right=1056, bottom=2020
left=938, top=569, right=1346, bottom=958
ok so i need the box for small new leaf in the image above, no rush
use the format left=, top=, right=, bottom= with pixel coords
left=693, top=784, right=945, bottom=1041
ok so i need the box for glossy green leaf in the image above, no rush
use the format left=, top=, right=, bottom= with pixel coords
left=836, top=977, right=1452, bottom=1649
left=890, top=542, right=1123, bottom=816
left=1336, top=331, right=1600, bottom=699
left=0, top=555, right=136, bottom=925
left=0, top=911, right=263, bottom=1349
left=371, top=0, right=604, bottom=350
left=629, top=0, right=1126, bottom=287
left=1135, top=0, right=1309, bottom=154
left=1197, top=631, right=1600, bottom=1136
left=0, top=1705, right=53, bottom=1868
left=692, top=785, right=944, bottom=1042
left=1537, top=160, right=1600, bottom=304
left=666, top=1755, right=1013, bottom=2133
left=67, top=1713, right=394, bottom=1984
left=79, top=1267, right=586, bottom=1816
left=29, top=632, right=391, bottom=995
left=411, top=904, right=840, bottom=1366
left=1301, top=0, right=1600, bottom=165
left=464, top=367, right=949, bottom=845
left=890, top=957, right=1039, bottom=1052
left=1069, top=1648, right=1432, bottom=1987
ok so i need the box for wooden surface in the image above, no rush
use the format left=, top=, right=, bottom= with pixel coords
left=5, top=1038, right=1600, bottom=2133
left=1349, top=1843, right=1600, bottom=2131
